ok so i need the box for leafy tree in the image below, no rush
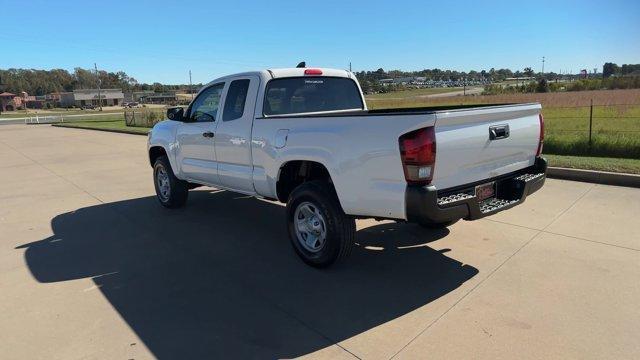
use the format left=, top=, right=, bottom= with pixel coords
left=620, top=63, right=640, bottom=75
left=523, top=67, right=534, bottom=77
left=603, top=62, right=619, bottom=78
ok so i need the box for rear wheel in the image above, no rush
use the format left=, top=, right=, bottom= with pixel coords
left=286, top=181, right=355, bottom=268
left=153, top=156, right=189, bottom=208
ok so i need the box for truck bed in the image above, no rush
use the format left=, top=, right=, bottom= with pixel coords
left=252, top=102, right=542, bottom=218
left=260, top=103, right=529, bottom=118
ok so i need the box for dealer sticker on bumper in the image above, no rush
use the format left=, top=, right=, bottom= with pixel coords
left=475, top=182, right=496, bottom=202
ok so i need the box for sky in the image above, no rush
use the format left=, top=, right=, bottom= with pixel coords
left=1, top=0, right=638, bottom=84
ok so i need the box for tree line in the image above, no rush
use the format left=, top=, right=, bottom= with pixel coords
left=354, top=67, right=554, bottom=93
left=0, top=68, right=201, bottom=96
left=2, top=62, right=638, bottom=97
left=355, top=63, right=640, bottom=94
left=603, top=63, right=640, bottom=78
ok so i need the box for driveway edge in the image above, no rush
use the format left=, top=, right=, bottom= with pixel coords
left=547, top=167, right=640, bottom=188
left=51, top=123, right=149, bottom=136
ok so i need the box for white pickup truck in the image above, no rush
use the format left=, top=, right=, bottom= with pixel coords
left=148, top=66, right=546, bottom=267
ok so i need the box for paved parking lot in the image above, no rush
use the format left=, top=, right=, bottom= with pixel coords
left=1, top=124, right=639, bottom=359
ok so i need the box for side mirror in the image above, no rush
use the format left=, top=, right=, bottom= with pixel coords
left=167, top=107, right=185, bottom=121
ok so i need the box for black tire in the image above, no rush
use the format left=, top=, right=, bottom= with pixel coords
left=286, top=181, right=356, bottom=268
left=153, top=155, right=189, bottom=208
left=417, top=219, right=459, bottom=229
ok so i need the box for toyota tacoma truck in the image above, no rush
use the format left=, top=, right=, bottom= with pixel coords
left=148, top=66, right=546, bottom=267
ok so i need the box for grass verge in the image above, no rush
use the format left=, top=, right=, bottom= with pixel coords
left=52, top=120, right=150, bottom=135
left=545, top=154, right=640, bottom=174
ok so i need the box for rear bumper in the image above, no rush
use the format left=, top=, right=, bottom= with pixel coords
left=405, top=157, right=547, bottom=224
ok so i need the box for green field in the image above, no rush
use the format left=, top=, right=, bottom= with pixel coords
left=543, top=105, right=640, bottom=159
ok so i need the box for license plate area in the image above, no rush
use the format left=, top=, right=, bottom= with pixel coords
left=475, top=182, right=496, bottom=202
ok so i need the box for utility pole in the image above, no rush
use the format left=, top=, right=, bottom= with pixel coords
left=94, top=63, right=102, bottom=111
left=541, top=56, right=545, bottom=77
left=189, top=70, right=194, bottom=102
left=349, top=62, right=352, bottom=72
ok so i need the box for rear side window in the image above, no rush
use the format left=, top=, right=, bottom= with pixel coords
left=263, top=77, right=363, bottom=116
left=223, top=79, right=250, bottom=121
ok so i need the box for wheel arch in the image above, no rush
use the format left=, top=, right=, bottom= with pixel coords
left=148, top=144, right=181, bottom=178
left=276, top=160, right=339, bottom=205
left=149, top=146, right=168, bottom=167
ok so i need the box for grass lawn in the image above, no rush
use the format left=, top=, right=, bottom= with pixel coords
left=543, top=105, right=640, bottom=159
left=544, top=154, right=640, bottom=174
left=53, top=120, right=150, bottom=134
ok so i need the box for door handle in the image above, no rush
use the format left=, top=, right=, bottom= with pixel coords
left=489, top=125, right=509, bottom=140
left=202, top=131, right=215, bottom=138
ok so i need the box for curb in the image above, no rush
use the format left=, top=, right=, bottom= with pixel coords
left=52, top=123, right=149, bottom=136
left=547, top=167, right=640, bottom=188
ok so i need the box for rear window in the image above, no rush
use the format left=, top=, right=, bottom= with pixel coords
left=263, top=77, right=363, bottom=116
left=223, top=79, right=250, bottom=121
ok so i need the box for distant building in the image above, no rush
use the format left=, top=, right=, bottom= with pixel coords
left=0, top=92, right=16, bottom=111
left=21, top=92, right=45, bottom=109
left=139, top=92, right=178, bottom=104
left=59, top=89, right=124, bottom=107
left=124, top=90, right=155, bottom=103
left=46, top=93, right=62, bottom=103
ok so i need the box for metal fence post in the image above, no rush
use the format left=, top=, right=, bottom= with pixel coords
left=588, top=99, right=593, bottom=149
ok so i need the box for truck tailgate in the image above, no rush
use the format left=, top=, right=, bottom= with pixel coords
left=432, top=104, right=542, bottom=190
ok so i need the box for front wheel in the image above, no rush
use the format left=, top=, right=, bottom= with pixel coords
left=153, top=156, right=189, bottom=208
left=286, top=181, right=355, bottom=268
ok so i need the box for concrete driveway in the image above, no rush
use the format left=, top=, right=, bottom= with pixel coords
left=1, top=124, right=638, bottom=359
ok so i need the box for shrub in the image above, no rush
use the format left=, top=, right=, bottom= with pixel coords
left=125, top=109, right=165, bottom=128
left=536, top=79, right=549, bottom=93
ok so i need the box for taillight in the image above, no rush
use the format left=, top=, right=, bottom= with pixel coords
left=399, top=127, right=436, bottom=186
left=536, top=113, right=544, bottom=156
left=304, top=68, right=323, bottom=75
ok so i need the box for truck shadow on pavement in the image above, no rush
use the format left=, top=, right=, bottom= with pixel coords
left=17, top=189, right=478, bottom=359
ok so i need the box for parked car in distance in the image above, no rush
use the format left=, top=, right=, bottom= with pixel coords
left=80, top=104, right=96, bottom=110
left=147, top=66, right=546, bottom=267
